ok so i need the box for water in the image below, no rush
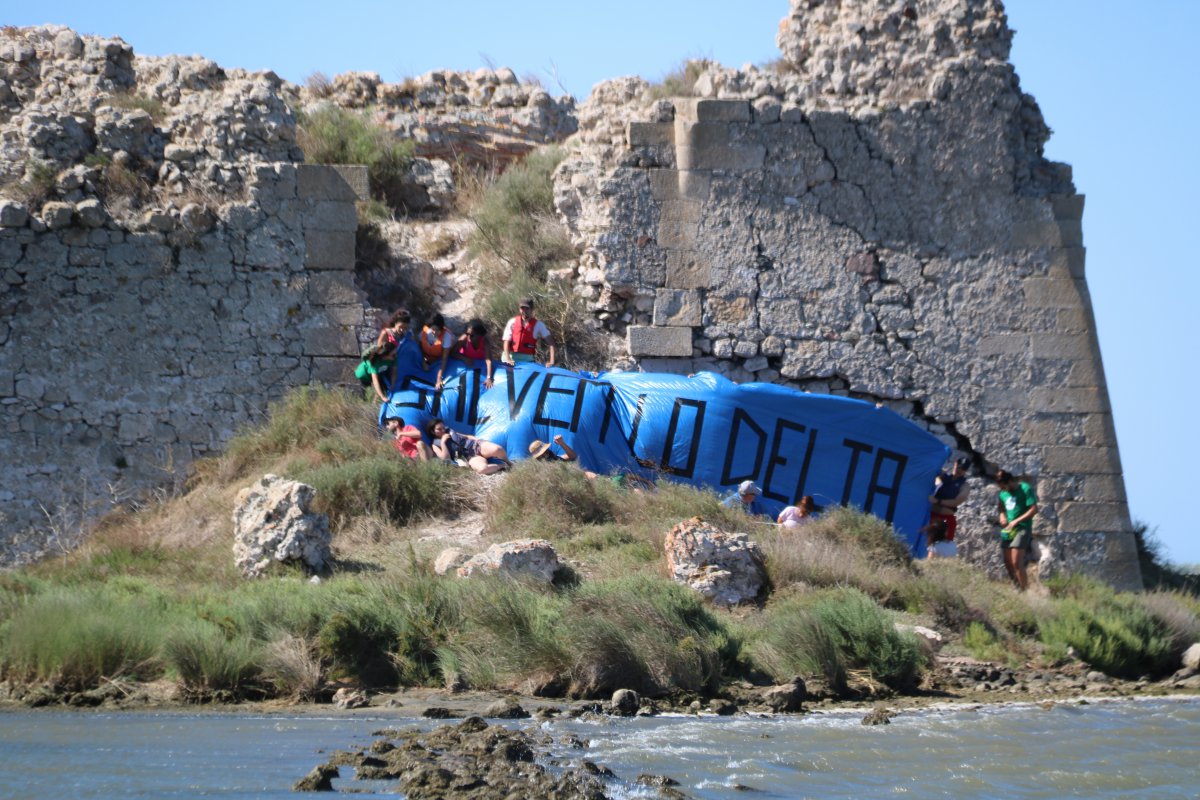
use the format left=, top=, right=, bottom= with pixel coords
left=1, top=697, right=1197, bottom=798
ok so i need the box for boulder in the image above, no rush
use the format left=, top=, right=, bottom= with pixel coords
left=483, top=697, right=529, bottom=719
left=0, top=200, right=29, bottom=228
left=762, top=677, right=806, bottom=713
left=663, top=517, right=766, bottom=606
left=896, top=624, right=944, bottom=657
left=456, top=539, right=563, bottom=583
left=609, top=688, right=639, bottom=717
left=1182, top=642, right=1200, bottom=673
left=232, top=474, right=331, bottom=578
left=399, top=157, right=455, bottom=212
left=433, top=547, right=470, bottom=576
left=333, top=688, right=370, bottom=709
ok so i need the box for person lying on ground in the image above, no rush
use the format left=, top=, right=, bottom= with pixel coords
left=528, top=434, right=597, bottom=478
left=453, top=318, right=495, bottom=389
left=723, top=480, right=771, bottom=518
left=384, top=415, right=432, bottom=462
left=426, top=418, right=509, bottom=475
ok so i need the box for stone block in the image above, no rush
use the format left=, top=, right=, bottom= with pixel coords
left=743, top=356, right=769, bottom=372
left=679, top=143, right=766, bottom=171
left=1058, top=502, right=1130, bottom=533
left=648, top=169, right=679, bottom=201
left=1050, top=194, right=1085, bottom=221
left=304, top=229, right=355, bottom=271
left=977, top=334, right=1029, bottom=356
left=1056, top=307, right=1090, bottom=333
left=627, top=122, right=674, bottom=148
left=688, top=99, right=752, bottom=122
left=1024, top=277, right=1083, bottom=308
left=654, top=288, right=702, bottom=326
left=310, top=357, right=348, bottom=384
left=1057, top=219, right=1083, bottom=247
left=657, top=219, right=697, bottom=249
left=1067, top=358, right=1106, bottom=388
left=0, top=369, right=13, bottom=396
left=1042, top=446, right=1120, bottom=474
left=707, top=295, right=753, bottom=328
left=297, top=164, right=361, bottom=202
left=627, top=326, right=693, bottom=357
left=660, top=198, right=704, bottom=224
left=1083, top=413, right=1118, bottom=447
left=1012, top=220, right=1073, bottom=250
left=677, top=170, right=712, bottom=200
left=981, top=388, right=1028, bottom=410
left=1030, top=334, right=1095, bottom=360
left=308, top=271, right=363, bottom=305
left=681, top=122, right=733, bottom=150
left=636, top=357, right=695, bottom=375
left=1082, top=474, right=1128, bottom=504
left=666, top=249, right=710, bottom=289
left=303, top=326, right=359, bottom=357
left=1019, top=418, right=1062, bottom=445
left=305, top=200, right=358, bottom=232
left=1030, top=386, right=1110, bottom=414
left=1047, top=246, right=1086, bottom=279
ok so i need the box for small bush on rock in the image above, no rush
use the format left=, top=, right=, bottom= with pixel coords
left=296, top=106, right=414, bottom=210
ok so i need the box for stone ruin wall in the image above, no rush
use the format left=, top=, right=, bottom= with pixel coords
left=0, top=4, right=1142, bottom=589
left=553, top=0, right=1140, bottom=589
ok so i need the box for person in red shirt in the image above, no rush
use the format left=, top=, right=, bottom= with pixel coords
left=384, top=416, right=432, bottom=461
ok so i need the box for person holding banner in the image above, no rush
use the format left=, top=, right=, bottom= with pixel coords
left=723, top=480, right=771, bottom=519
left=453, top=318, right=495, bottom=389
left=501, top=297, right=555, bottom=367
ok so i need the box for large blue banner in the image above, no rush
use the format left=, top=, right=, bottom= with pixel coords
left=379, top=360, right=949, bottom=551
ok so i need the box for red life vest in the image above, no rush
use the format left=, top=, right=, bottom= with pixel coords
left=509, top=316, right=539, bottom=356
left=420, top=326, right=449, bottom=360
left=459, top=334, right=487, bottom=361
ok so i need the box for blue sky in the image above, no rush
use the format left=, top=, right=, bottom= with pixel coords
left=7, top=1, right=1197, bottom=565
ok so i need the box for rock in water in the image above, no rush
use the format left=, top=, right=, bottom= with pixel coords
left=232, top=474, right=331, bottom=578
left=664, top=517, right=766, bottom=606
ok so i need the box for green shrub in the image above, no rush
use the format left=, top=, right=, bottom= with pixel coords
left=4, top=159, right=57, bottom=208
left=295, top=456, right=450, bottom=527
left=746, top=596, right=847, bottom=691
left=220, top=386, right=376, bottom=479
left=0, top=588, right=161, bottom=689
left=296, top=106, right=414, bottom=210
left=487, top=461, right=618, bottom=536
left=105, top=91, right=166, bottom=121
left=808, top=588, right=924, bottom=690
left=645, top=59, right=712, bottom=101
left=562, top=576, right=735, bottom=697
left=162, top=619, right=262, bottom=697
left=962, top=621, right=1010, bottom=663
left=1039, top=595, right=1174, bottom=679
left=468, top=147, right=571, bottom=279
left=1137, top=590, right=1200, bottom=658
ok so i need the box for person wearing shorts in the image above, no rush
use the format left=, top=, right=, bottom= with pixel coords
left=426, top=418, right=508, bottom=475
left=995, top=469, right=1038, bottom=591
left=929, top=457, right=970, bottom=541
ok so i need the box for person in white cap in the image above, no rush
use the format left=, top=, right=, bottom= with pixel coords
left=722, top=480, right=770, bottom=518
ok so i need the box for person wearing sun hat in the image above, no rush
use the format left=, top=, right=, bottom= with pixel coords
left=528, top=434, right=597, bottom=478
left=722, top=480, right=770, bottom=518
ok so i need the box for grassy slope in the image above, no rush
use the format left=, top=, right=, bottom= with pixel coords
left=2, top=387, right=1197, bottom=704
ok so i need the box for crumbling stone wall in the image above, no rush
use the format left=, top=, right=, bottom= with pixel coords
left=0, top=162, right=367, bottom=560
left=555, top=0, right=1139, bottom=588
left=0, top=26, right=371, bottom=561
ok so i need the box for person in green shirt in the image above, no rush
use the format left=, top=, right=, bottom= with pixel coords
left=995, top=469, right=1038, bottom=591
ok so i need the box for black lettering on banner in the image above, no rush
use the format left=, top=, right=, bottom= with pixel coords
left=763, top=418, right=818, bottom=503
left=533, top=372, right=576, bottom=429
left=451, top=371, right=469, bottom=422
left=721, top=407, right=766, bottom=485
left=840, top=438, right=874, bottom=504
left=394, top=375, right=440, bottom=415
left=505, top=365, right=539, bottom=420
left=865, top=448, right=908, bottom=522
left=628, top=394, right=648, bottom=457
left=660, top=398, right=706, bottom=478
left=468, top=369, right=482, bottom=426
left=579, top=379, right=618, bottom=442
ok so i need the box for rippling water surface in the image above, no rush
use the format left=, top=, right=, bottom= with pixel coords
left=1, top=697, right=1197, bottom=798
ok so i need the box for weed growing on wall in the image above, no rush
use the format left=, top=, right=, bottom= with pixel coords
left=296, top=106, right=414, bottom=211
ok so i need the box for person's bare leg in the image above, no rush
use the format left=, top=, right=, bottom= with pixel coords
left=478, top=442, right=508, bottom=461
left=416, top=442, right=432, bottom=462
left=469, top=456, right=505, bottom=475
left=1004, top=548, right=1027, bottom=590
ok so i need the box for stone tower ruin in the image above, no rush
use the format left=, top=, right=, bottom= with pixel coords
left=554, top=0, right=1140, bottom=588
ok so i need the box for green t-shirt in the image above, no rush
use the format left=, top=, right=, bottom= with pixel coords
left=999, top=482, right=1037, bottom=532
left=354, top=357, right=396, bottom=383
